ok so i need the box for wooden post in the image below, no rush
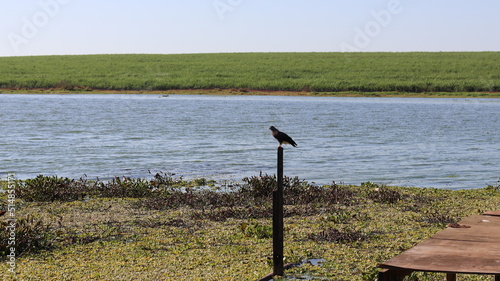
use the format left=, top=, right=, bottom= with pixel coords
left=378, top=269, right=413, bottom=281
left=445, top=273, right=456, bottom=281
left=273, top=146, right=284, bottom=276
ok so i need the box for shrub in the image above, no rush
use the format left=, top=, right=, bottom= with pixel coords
left=1, top=215, right=53, bottom=259
left=364, top=183, right=403, bottom=204
left=325, top=182, right=358, bottom=206
left=15, top=174, right=183, bottom=202
left=286, top=181, right=357, bottom=206
left=96, top=176, right=152, bottom=198
left=485, top=180, right=500, bottom=192
left=16, top=175, right=89, bottom=202
left=239, top=173, right=344, bottom=205
left=149, top=171, right=184, bottom=191
left=240, top=173, right=276, bottom=200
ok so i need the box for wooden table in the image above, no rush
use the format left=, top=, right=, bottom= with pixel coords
left=378, top=214, right=500, bottom=281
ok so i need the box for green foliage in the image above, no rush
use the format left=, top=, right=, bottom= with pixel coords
left=240, top=173, right=276, bottom=199
left=0, top=215, right=53, bottom=259
left=308, top=226, right=368, bottom=243
left=418, top=209, right=458, bottom=226
left=16, top=175, right=88, bottom=202
left=364, top=182, right=403, bottom=204
left=95, top=176, right=152, bottom=198
left=320, top=210, right=353, bottom=224
left=15, top=173, right=188, bottom=202
left=239, top=222, right=273, bottom=239
left=485, top=180, right=500, bottom=192
left=149, top=171, right=185, bottom=191
left=0, top=52, right=499, bottom=93
left=3, top=174, right=500, bottom=280
left=240, top=174, right=357, bottom=206
left=191, top=178, right=207, bottom=187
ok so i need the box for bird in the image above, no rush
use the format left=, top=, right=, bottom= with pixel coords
left=269, top=126, right=297, bottom=147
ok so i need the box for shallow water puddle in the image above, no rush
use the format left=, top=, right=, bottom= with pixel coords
left=273, top=258, right=327, bottom=280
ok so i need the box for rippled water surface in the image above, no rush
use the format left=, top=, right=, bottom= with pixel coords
left=1, top=94, right=499, bottom=189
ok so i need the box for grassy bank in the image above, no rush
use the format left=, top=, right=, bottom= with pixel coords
left=1, top=52, right=499, bottom=95
left=2, top=175, right=500, bottom=280
left=4, top=88, right=500, bottom=98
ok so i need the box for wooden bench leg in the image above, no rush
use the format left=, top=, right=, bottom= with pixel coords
left=495, top=274, right=500, bottom=281
left=446, top=273, right=456, bottom=281
left=378, top=268, right=412, bottom=281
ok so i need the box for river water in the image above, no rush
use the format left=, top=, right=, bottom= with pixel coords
left=1, top=94, right=499, bottom=189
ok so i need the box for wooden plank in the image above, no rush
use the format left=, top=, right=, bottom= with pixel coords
left=381, top=238, right=500, bottom=274
left=431, top=216, right=500, bottom=243
left=484, top=211, right=500, bottom=216
left=459, top=215, right=500, bottom=227
left=380, top=215, right=500, bottom=275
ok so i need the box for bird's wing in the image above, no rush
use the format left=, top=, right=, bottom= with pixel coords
left=279, top=132, right=297, bottom=147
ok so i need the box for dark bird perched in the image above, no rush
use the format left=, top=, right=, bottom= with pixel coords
left=269, top=126, right=297, bottom=147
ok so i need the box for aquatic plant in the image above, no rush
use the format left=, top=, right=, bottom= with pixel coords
left=364, top=182, right=403, bottom=204
left=3, top=174, right=500, bottom=280
left=308, top=226, right=368, bottom=243
left=95, top=176, right=152, bottom=198
left=16, top=175, right=89, bottom=202
left=240, top=222, right=273, bottom=239
left=0, top=215, right=53, bottom=259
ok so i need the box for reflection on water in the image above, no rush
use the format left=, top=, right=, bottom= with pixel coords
left=1, top=94, right=499, bottom=189
left=273, top=259, right=327, bottom=280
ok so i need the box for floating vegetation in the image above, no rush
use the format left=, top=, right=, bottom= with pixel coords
left=15, top=175, right=89, bottom=202
left=308, top=227, right=369, bottom=243
left=1, top=173, right=500, bottom=280
left=0, top=215, right=53, bottom=257
left=364, top=182, right=404, bottom=204
left=240, top=222, right=273, bottom=239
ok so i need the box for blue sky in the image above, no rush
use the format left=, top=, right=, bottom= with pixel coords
left=1, top=0, right=499, bottom=57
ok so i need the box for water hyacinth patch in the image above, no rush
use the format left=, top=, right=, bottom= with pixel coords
left=1, top=175, right=500, bottom=280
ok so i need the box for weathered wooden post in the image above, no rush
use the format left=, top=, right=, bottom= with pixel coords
left=273, top=146, right=284, bottom=276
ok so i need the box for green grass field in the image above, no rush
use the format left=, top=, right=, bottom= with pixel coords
left=0, top=52, right=499, bottom=94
